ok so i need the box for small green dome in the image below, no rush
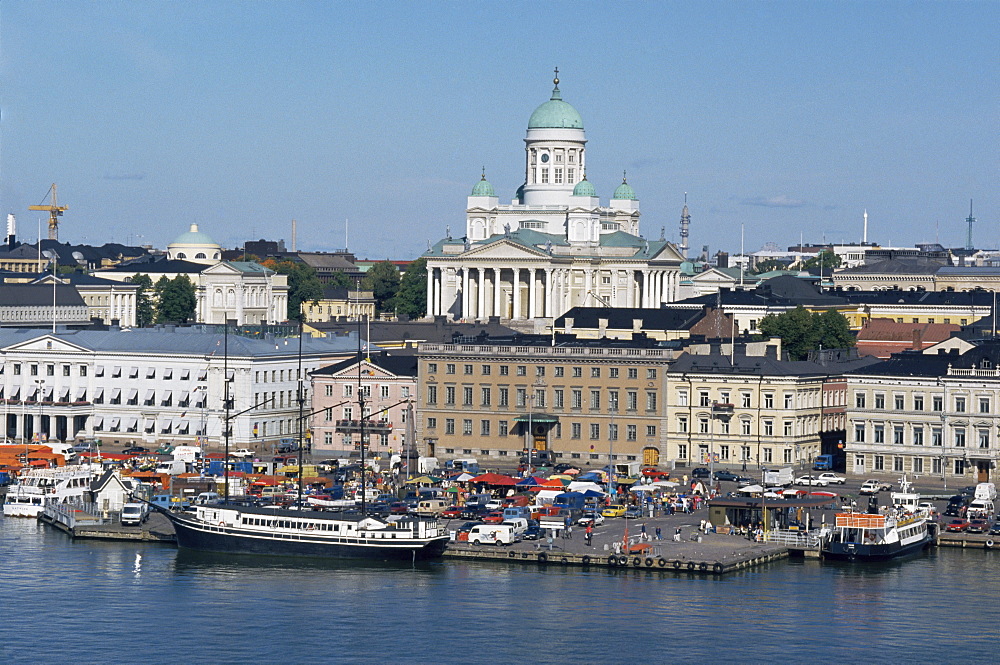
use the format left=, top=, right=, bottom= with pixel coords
left=613, top=175, right=637, bottom=201
left=170, top=223, right=218, bottom=246
left=528, top=79, right=584, bottom=130
left=572, top=176, right=596, bottom=197
left=471, top=173, right=495, bottom=197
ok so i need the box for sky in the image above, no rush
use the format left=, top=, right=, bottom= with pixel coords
left=1, top=1, right=996, bottom=261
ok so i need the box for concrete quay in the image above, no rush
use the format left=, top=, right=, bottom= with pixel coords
left=39, top=507, right=176, bottom=543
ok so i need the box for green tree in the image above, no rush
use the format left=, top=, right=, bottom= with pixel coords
left=393, top=257, right=427, bottom=319
left=362, top=260, right=401, bottom=313
left=262, top=259, right=324, bottom=320
left=130, top=273, right=155, bottom=327
left=802, top=249, right=842, bottom=271
left=326, top=270, right=353, bottom=290
left=759, top=306, right=854, bottom=360
left=155, top=275, right=197, bottom=324
left=751, top=258, right=788, bottom=274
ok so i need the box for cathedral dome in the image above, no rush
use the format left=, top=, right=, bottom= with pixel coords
left=471, top=172, right=495, bottom=197
left=528, top=76, right=584, bottom=130
left=572, top=175, right=596, bottom=197
left=613, top=176, right=637, bottom=201
left=167, top=223, right=222, bottom=264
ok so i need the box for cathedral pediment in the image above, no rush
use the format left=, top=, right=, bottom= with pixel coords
left=463, top=239, right=551, bottom=260
left=648, top=242, right=686, bottom=263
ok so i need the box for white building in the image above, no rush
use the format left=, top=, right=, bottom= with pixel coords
left=0, top=327, right=357, bottom=449
left=424, top=73, right=684, bottom=326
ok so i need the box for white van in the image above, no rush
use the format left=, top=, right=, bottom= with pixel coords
left=468, top=524, right=519, bottom=545
left=416, top=499, right=448, bottom=517
left=121, top=502, right=149, bottom=526
left=501, top=518, right=529, bottom=535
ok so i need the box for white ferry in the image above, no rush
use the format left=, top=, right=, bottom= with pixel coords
left=2, top=464, right=105, bottom=518
left=822, top=511, right=931, bottom=561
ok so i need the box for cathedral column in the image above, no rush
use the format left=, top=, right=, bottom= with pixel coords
left=461, top=267, right=470, bottom=320
left=640, top=271, right=648, bottom=308
left=512, top=268, right=521, bottom=319
left=477, top=268, right=486, bottom=320
left=528, top=269, right=537, bottom=319
left=544, top=268, right=553, bottom=318
left=493, top=268, right=502, bottom=318
left=426, top=267, right=434, bottom=317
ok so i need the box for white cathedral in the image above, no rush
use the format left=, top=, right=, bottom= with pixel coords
left=424, top=73, right=685, bottom=326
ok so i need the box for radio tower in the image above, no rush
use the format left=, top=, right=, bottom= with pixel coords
left=965, top=199, right=976, bottom=251
left=678, top=193, right=690, bottom=259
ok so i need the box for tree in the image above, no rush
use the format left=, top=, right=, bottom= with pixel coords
left=155, top=275, right=197, bottom=324
left=393, top=257, right=427, bottom=319
left=802, top=249, right=842, bottom=272
left=262, top=259, right=324, bottom=321
left=751, top=258, right=788, bottom=274
left=130, top=273, right=155, bottom=327
left=362, top=260, right=401, bottom=313
left=758, top=306, right=854, bottom=360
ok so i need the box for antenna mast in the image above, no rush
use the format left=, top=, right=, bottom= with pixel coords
left=678, top=193, right=690, bottom=259
left=965, top=199, right=976, bottom=251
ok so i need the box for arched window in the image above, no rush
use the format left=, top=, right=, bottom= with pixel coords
left=195, top=253, right=206, bottom=259
left=177, top=252, right=186, bottom=259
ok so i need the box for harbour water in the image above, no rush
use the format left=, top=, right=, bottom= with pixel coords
left=1, top=517, right=997, bottom=665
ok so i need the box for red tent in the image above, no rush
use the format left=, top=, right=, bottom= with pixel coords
left=469, top=472, right=516, bottom=486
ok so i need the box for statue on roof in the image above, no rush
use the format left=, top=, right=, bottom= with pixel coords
left=503, top=222, right=511, bottom=237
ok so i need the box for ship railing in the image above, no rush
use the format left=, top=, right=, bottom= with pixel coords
left=764, top=529, right=824, bottom=549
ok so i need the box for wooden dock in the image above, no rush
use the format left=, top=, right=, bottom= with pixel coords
left=39, top=505, right=176, bottom=542
left=937, top=532, right=998, bottom=550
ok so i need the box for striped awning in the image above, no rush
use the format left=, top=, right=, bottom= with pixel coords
left=74, top=387, right=87, bottom=401
left=91, top=416, right=104, bottom=429
left=125, top=417, right=138, bottom=429
left=144, top=389, right=154, bottom=401
left=110, top=388, right=121, bottom=400
left=129, top=367, right=139, bottom=378
left=127, top=388, right=138, bottom=400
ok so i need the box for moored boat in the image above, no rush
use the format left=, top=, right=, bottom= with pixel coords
left=157, top=503, right=449, bottom=561
left=2, top=464, right=104, bottom=518
left=822, top=511, right=931, bottom=561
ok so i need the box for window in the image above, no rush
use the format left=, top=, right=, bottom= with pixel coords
left=480, top=420, right=490, bottom=436
left=914, top=427, right=924, bottom=446
left=590, top=390, right=600, bottom=409
left=914, top=395, right=924, bottom=411
left=499, top=421, right=508, bottom=437
left=979, top=429, right=990, bottom=448
left=932, top=395, right=943, bottom=411
left=463, top=364, right=473, bottom=375
left=678, top=390, right=689, bottom=406
left=763, top=420, right=773, bottom=436
left=445, top=419, right=455, bottom=435
left=572, top=390, right=582, bottom=409
left=427, top=417, right=437, bottom=430
left=627, top=425, right=637, bottom=441
left=932, top=427, right=942, bottom=446
left=955, top=396, right=966, bottom=413
left=572, top=367, right=583, bottom=378
left=932, top=458, right=942, bottom=474
left=855, top=392, right=866, bottom=409
left=445, top=386, right=455, bottom=405
left=462, top=419, right=473, bottom=435
left=954, top=459, right=966, bottom=475
left=535, top=388, right=545, bottom=408
left=646, top=392, right=657, bottom=411
left=62, top=365, right=70, bottom=377
left=678, top=444, right=688, bottom=460
left=894, top=395, right=904, bottom=410
left=762, top=448, right=773, bottom=463
left=481, top=365, right=491, bottom=375
left=608, top=390, right=619, bottom=411
left=699, top=391, right=710, bottom=407
left=627, top=368, right=637, bottom=379
left=741, top=392, right=751, bottom=408
left=499, top=388, right=509, bottom=407
left=31, top=365, right=38, bottom=376
left=481, top=388, right=491, bottom=406
left=783, top=449, right=793, bottom=464
left=893, top=456, right=904, bottom=472
left=554, top=389, right=564, bottom=409
left=499, top=365, right=509, bottom=376
left=784, top=394, right=793, bottom=409
left=719, top=391, right=730, bottom=405
left=46, top=365, right=54, bottom=376
left=591, top=367, right=601, bottom=378
left=741, top=419, right=751, bottom=436
left=463, top=387, right=473, bottom=406
left=516, top=388, right=526, bottom=407
left=609, top=424, right=618, bottom=441
left=874, top=394, right=885, bottom=409
left=854, top=424, right=865, bottom=442
left=763, top=393, right=774, bottom=409
left=516, top=366, right=527, bottom=376
left=427, top=386, right=437, bottom=404
left=874, top=455, right=884, bottom=471
left=541, top=167, right=548, bottom=183
left=646, top=425, right=656, bottom=437
left=446, top=364, right=455, bottom=375
left=571, top=423, right=581, bottom=439
left=554, top=366, right=564, bottom=377
left=646, top=369, right=657, bottom=380
left=874, top=425, right=885, bottom=444
left=80, top=365, right=87, bottom=377
left=344, top=384, right=354, bottom=397
left=677, top=416, right=688, bottom=433
left=893, top=425, right=903, bottom=445
left=627, top=390, right=638, bottom=411
left=980, top=397, right=991, bottom=414
left=324, top=385, right=333, bottom=397
left=609, top=368, right=619, bottom=379
left=698, top=418, right=709, bottom=434
left=536, top=366, right=546, bottom=377
left=381, top=385, right=390, bottom=399
left=590, top=424, right=600, bottom=439
left=784, top=421, right=793, bottom=437
left=955, top=427, right=966, bottom=447
left=913, top=457, right=924, bottom=473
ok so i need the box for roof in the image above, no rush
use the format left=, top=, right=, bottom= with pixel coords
left=226, top=261, right=274, bottom=274
left=308, top=318, right=518, bottom=345
left=527, top=82, right=583, bottom=129
left=613, top=178, right=637, bottom=201
left=312, top=351, right=418, bottom=378
left=857, top=318, right=960, bottom=343
left=0, top=284, right=85, bottom=307
left=101, top=257, right=206, bottom=274
left=471, top=174, right=495, bottom=197
left=169, top=224, right=218, bottom=247
left=836, top=258, right=945, bottom=275
left=668, top=349, right=879, bottom=377
left=555, top=306, right=705, bottom=331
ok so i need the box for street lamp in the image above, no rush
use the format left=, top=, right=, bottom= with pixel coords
left=193, top=386, right=208, bottom=447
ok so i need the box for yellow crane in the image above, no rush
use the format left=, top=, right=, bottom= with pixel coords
left=29, top=183, right=68, bottom=241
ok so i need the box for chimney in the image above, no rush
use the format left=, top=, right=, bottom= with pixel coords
left=765, top=344, right=778, bottom=360
left=912, top=328, right=924, bottom=350
left=598, top=318, right=609, bottom=337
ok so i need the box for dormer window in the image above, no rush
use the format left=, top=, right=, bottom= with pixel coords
left=195, top=253, right=206, bottom=259
left=983, top=359, right=993, bottom=369
left=177, top=252, right=186, bottom=258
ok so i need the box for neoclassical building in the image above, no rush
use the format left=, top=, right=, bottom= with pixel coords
left=424, top=74, right=684, bottom=326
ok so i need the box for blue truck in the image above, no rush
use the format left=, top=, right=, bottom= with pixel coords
left=813, top=454, right=834, bottom=471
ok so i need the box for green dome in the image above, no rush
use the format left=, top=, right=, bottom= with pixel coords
left=471, top=174, right=495, bottom=197
left=572, top=176, right=596, bottom=197
left=613, top=176, right=637, bottom=201
left=170, top=223, right=218, bottom=246
left=528, top=83, right=584, bottom=130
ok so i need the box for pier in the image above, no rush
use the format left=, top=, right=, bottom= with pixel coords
left=39, top=503, right=176, bottom=542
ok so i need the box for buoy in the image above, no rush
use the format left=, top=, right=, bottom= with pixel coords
left=986, top=539, right=994, bottom=549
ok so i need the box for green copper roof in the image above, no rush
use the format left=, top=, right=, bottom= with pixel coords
left=613, top=176, right=637, bottom=200
left=471, top=173, right=495, bottom=197
left=572, top=176, right=596, bottom=197
left=528, top=82, right=584, bottom=130
left=170, top=224, right=218, bottom=246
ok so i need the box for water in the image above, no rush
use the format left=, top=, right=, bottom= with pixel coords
left=1, top=517, right=997, bottom=665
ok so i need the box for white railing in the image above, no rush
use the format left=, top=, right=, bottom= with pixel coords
left=764, top=529, right=823, bottom=548
left=419, top=343, right=669, bottom=359
left=948, top=368, right=1000, bottom=377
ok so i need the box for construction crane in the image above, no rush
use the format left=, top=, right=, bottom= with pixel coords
left=29, top=183, right=68, bottom=241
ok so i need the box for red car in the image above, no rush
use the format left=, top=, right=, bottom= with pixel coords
left=945, top=518, right=970, bottom=532
left=440, top=506, right=463, bottom=519
left=967, top=519, right=990, bottom=534
left=482, top=511, right=505, bottom=524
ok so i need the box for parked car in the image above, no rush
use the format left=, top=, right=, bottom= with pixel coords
left=989, top=521, right=1000, bottom=536
left=691, top=468, right=711, bottom=479
left=795, top=475, right=829, bottom=487
left=482, top=511, right=505, bottom=524
left=389, top=502, right=409, bottom=515
left=966, top=519, right=991, bottom=534
left=945, top=518, right=970, bottom=532
left=231, top=448, right=254, bottom=458
left=122, top=446, right=149, bottom=455
left=456, top=521, right=482, bottom=535
left=522, top=520, right=543, bottom=540
left=460, top=506, right=485, bottom=520
left=944, top=495, right=971, bottom=517
left=601, top=504, right=626, bottom=518
left=712, top=471, right=741, bottom=482
left=624, top=506, right=643, bottom=519
left=440, top=506, right=463, bottom=519
left=817, top=473, right=846, bottom=485
left=859, top=479, right=891, bottom=495
left=578, top=511, right=605, bottom=527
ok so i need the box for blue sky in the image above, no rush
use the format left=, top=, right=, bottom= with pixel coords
left=1, top=1, right=996, bottom=260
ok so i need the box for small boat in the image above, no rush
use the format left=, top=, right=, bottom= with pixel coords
left=2, top=464, right=105, bottom=518
left=158, top=503, right=449, bottom=561
left=821, top=511, right=931, bottom=561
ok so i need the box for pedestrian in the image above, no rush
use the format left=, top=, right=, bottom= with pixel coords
left=585, top=523, right=593, bottom=546
left=699, top=519, right=705, bottom=532
left=655, top=526, right=662, bottom=541
left=567, top=524, right=573, bottom=540
left=673, top=526, right=682, bottom=542
left=640, top=523, right=647, bottom=541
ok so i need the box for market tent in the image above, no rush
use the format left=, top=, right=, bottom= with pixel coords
left=535, top=489, right=562, bottom=503
left=453, top=472, right=475, bottom=482
left=568, top=481, right=604, bottom=494
left=405, top=475, right=443, bottom=485
left=539, top=477, right=569, bottom=488
left=581, top=489, right=606, bottom=499
left=738, top=484, right=764, bottom=494
left=515, top=476, right=546, bottom=487
left=649, top=480, right=679, bottom=489
left=469, top=472, right=516, bottom=486
left=576, top=471, right=603, bottom=482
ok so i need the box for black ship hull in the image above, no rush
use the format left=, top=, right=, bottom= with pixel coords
left=822, top=533, right=931, bottom=562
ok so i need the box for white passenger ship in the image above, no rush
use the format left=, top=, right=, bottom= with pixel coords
left=2, top=464, right=105, bottom=517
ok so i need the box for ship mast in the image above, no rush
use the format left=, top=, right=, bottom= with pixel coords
left=357, top=288, right=367, bottom=517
